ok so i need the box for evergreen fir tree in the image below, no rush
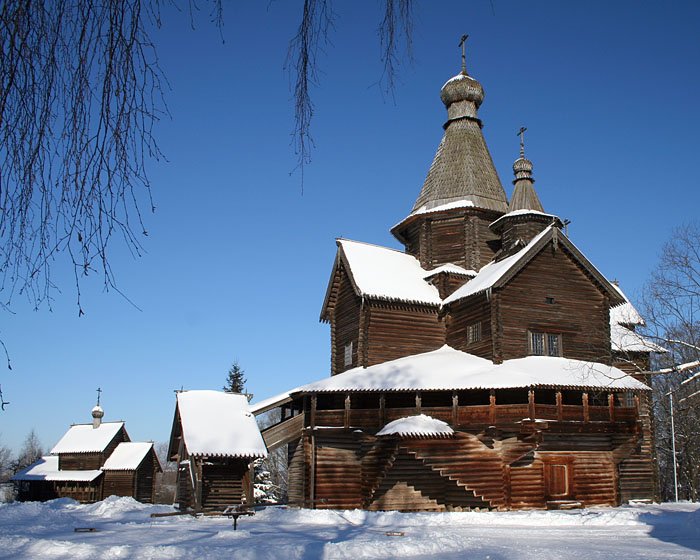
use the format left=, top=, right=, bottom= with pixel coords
left=253, top=458, right=278, bottom=504
left=223, top=361, right=246, bottom=393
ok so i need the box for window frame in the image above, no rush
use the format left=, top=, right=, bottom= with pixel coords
left=343, top=341, right=353, bottom=367
left=467, top=322, right=482, bottom=345
left=528, top=330, right=563, bottom=357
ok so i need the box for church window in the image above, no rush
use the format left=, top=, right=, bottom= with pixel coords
left=467, top=322, right=482, bottom=344
left=529, top=331, right=562, bottom=356
left=344, top=341, right=353, bottom=366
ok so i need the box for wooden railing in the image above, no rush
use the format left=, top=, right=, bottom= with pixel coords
left=310, top=404, right=638, bottom=430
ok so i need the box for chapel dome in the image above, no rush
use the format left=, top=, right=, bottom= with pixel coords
left=513, top=156, right=533, bottom=175
left=92, top=405, right=104, bottom=419
left=440, top=72, right=484, bottom=109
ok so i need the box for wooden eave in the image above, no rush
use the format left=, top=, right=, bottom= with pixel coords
left=167, top=405, right=182, bottom=461
left=391, top=205, right=504, bottom=244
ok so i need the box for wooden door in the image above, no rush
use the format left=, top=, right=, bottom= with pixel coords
left=545, top=462, right=571, bottom=499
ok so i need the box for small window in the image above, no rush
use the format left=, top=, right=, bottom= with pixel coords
left=545, top=296, right=556, bottom=305
left=467, top=322, right=482, bottom=344
left=344, top=341, right=353, bottom=367
left=529, top=331, right=562, bottom=357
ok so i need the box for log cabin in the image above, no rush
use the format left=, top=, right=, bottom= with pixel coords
left=168, top=390, right=267, bottom=512
left=251, top=46, right=663, bottom=511
left=12, top=404, right=161, bottom=503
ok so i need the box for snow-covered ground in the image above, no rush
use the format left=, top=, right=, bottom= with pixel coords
left=0, top=497, right=698, bottom=559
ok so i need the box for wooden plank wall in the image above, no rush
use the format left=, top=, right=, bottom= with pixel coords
left=103, top=471, right=135, bottom=498
left=200, top=459, right=247, bottom=511
left=136, top=452, right=157, bottom=503
left=313, top=431, right=362, bottom=509
left=332, top=269, right=362, bottom=374
left=498, top=248, right=610, bottom=363
left=446, top=295, right=492, bottom=358
left=366, top=303, right=444, bottom=366
left=287, top=437, right=309, bottom=507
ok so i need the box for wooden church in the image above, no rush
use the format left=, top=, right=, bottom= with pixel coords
left=253, top=47, right=661, bottom=511
left=12, top=402, right=161, bottom=503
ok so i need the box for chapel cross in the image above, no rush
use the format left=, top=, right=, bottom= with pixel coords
left=517, top=126, right=527, bottom=157
left=458, top=34, right=469, bottom=73
left=96, top=387, right=102, bottom=406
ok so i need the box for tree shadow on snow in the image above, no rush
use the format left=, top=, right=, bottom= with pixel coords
left=639, top=509, right=700, bottom=553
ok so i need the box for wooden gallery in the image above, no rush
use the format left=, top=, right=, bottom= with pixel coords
left=174, top=50, right=663, bottom=512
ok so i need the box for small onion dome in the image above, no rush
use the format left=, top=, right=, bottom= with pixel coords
left=440, top=72, right=484, bottom=109
left=513, top=156, right=534, bottom=181
left=91, top=405, right=104, bottom=419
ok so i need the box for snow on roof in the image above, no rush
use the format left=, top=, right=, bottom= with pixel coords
left=489, top=210, right=560, bottom=231
left=339, top=239, right=441, bottom=306
left=444, top=227, right=552, bottom=304
left=610, top=284, right=645, bottom=326
left=423, top=264, right=477, bottom=278
left=412, top=199, right=475, bottom=216
left=50, top=422, right=125, bottom=454
left=377, top=415, right=454, bottom=438
left=176, top=390, right=267, bottom=458
left=611, top=323, right=666, bottom=354
left=101, top=442, right=154, bottom=471
left=249, top=390, right=295, bottom=415
left=295, top=345, right=649, bottom=393
left=10, top=456, right=102, bottom=482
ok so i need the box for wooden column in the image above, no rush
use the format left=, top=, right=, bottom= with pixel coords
left=309, top=432, right=316, bottom=509
left=556, top=391, right=563, bottom=421
left=452, top=392, right=458, bottom=427
left=582, top=392, right=589, bottom=423
left=416, top=392, right=422, bottom=413
left=310, top=394, right=317, bottom=429
left=380, top=394, right=386, bottom=426
left=608, top=393, right=616, bottom=422
left=528, top=390, right=535, bottom=420
left=344, top=394, right=351, bottom=429
left=489, top=390, right=496, bottom=424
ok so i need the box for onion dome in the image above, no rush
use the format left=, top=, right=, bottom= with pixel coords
left=440, top=72, right=484, bottom=109
left=91, top=405, right=104, bottom=420
left=513, top=156, right=534, bottom=181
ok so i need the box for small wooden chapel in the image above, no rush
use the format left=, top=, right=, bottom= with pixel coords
left=252, top=44, right=661, bottom=511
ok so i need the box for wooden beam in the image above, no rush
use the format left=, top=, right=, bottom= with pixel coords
left=380, top=394, right=386, bottom=426
left=310, top=394, right=317, bottom=429
left=608, top=393, right=615, bottom=422
left=344, top=394, right=351, bottom=429
left=528, top=390, right=535, bottom=420
left=556, top=391, right=563, bottom=422
left=583, top=392, right=589, bottom=423
left=416, top=392, right=422, bottom=413
left=452, top=392, right=458, bottom=427
left=489, top=390, right=496, bottom=424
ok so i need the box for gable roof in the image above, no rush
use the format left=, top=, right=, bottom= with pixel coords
left=102, top=442, right=159, bottom=471
left=608, top=283, right=665, bottom=354
left=50, top=422, right=126, bottom=454
left=175, top=390, right=267, bottom=458
left=294, top=345, right=649, bottom=394
left=444, top=227, right=625, bottom=306
left=11, top=456, right=102, bottom=482
left=610, top=283, right=645, bottom=326
left=321, top=239, right=442, bottom=320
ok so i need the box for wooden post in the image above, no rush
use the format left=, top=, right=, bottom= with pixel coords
left=583, top=392, right=589, bottom=423
left=415, top=392, right=422, bottom=413
left=309, top=432, right=316, bottom=509
left=310, top=394, right=317, bottom=429
left=556, top=391, right=563, bottom=421
left=528, top=389, right=535, bottom=420
left=452, top=392, right=458, bottom=427
left=489, top=390, right=496, bottom=424
left=344, top=394, right=351, bottom=429
left=246, top=462, right=255, bottom=505
left=194, top=458, right=203, bottom=513
left=380, top=394, right=386, bottom=426
left=608, top=393, right=616, bottom=422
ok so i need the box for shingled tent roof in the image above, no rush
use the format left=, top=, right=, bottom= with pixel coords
left=408, top=71, right=508, bottom=216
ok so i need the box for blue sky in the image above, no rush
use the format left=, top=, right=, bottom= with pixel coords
left=2, top=1, right=699, bottom=453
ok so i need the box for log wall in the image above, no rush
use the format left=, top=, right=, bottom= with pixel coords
left=365, top=303, right=444, bottom=366
left=446, top=295, right=493, bottom=358
left=332, top=269, right=362, bottom=374
left=497, top=247, right=610, bottom=362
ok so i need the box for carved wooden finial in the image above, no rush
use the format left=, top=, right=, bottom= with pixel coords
left=458, top=34, right=469, bottom=73
left=517, top=126, right=527, bottom=158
